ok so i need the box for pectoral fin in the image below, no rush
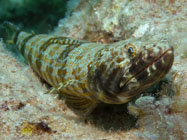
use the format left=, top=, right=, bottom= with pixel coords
left=45, top=80, right=79, bottom=94
left=64, top=94, right=97, bottom=116
left=45, top=80, right=97, bottom=115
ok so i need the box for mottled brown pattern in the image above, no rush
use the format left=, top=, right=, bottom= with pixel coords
left=19, top=34, right=35, bottom=56
left=11, top=29, right=174, bottom=114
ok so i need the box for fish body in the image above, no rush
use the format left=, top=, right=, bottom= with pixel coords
left=1, top=22, right=174, bottom=115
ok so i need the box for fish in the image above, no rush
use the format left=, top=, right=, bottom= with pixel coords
left=0, top=22, right=174, bottom=115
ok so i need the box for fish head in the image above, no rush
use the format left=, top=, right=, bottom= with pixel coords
left=89, top=37, right=174, bottom=104
left=117, top=37, right=174, bottom=103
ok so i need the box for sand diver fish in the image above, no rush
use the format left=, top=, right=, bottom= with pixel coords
left=0, top=22, right=174, bottom=115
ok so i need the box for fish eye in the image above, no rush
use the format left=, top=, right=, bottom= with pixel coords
left=126, top=44, right=136, bottom=57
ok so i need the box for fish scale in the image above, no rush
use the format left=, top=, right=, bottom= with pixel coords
left=1, top=22, right=174, bottom=115
left=16, top=31, right=105, bottom=100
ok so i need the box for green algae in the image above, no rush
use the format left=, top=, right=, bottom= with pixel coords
left=0, top=0, right=67, bottom=33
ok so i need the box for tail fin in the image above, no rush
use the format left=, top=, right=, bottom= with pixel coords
left=0, top=21, right=21, bottom=44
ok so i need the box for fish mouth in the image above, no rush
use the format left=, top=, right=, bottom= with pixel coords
left=120, top=47, right=174, bottom=88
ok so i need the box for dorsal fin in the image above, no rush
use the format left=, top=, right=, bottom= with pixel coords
left=47, top=37, right=82, bottom=46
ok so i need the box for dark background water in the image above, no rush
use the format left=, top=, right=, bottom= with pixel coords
left=0, top=0, right=68, bottom=33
